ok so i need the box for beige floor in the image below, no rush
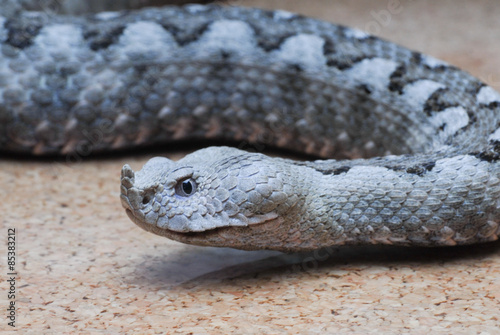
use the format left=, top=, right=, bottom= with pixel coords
left=2, top=1, right=500, bottom=333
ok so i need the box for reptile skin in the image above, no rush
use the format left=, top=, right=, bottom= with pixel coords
left=2, top=3, right=500, bottom=251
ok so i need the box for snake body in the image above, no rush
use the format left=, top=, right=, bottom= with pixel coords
left=2, top=2, right=500, bottom=251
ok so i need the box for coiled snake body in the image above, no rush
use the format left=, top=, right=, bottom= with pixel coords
left=2, top=2, right=500, bottom=251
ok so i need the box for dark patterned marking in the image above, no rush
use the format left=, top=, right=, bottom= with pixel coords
left=83, top=25, right=126, bottom=51
left=423, top=64, right=453, bottom=72
left=466, top=81, right=486, bottom=96
left=467, top=110, right=477, bottom=124
left=363, top=36, right=379, bottom=42
left=5, top=17, right=43, bottom=49
left=326, top=56, right=369, bottom=70
left=220, top=50, right=232, bottom=59
left=388, top=64, right=407, bottom=94
left=160, top=22, right=211, bottom=46
left=255, top=32, right=295, bottom=52
left=288, top=63, right=303, bottom=72
left=487, top=101, right=500, bottom=109
left=423, top=88, right=459, bottom=116
left=332, top=166, right=351, bottom=175
left=471, top=142, right=500, bottom=162
left=316, top=166, right=351, bottom=175
left=385, top=161, right=435, bottom=176
left=322, top=38, right=336, bottom=56
left=357, top=84, right=372, bottom=95
left=322, top=166, right=351, bottom=176
left=385, top=165, right=405, bottom=172
left=406, top=161, right=436, bottom=176
left=410, top=51, right=422, bottom=64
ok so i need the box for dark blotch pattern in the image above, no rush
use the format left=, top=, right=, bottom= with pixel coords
left=83, top=25, right=126, bottom=51
left=357, top=84, right=372, bottom=95
left=255, top=32, right=295, bottom=52
left=317, top=166, right=351, bottom=176
left=385, top=161, right=435, bottom=176
left=406, top=161, right=436, bottom=176
left=467, top=82, right=486, bottom=96
left=487, top=101, right=500, bottom=109
left=471, top=142, right=500, bottom=162
left=161, top=22, right=211, bottom=46
left=322, top=38, right=336, bottom=56
left=326, top=56, right=367, bottom=70
left=5, top=17, right=43, bottom=49
left=410, top=51, right=422, bottom=64
left=388, top=64, right=407, bottom=94
left=423, top=88, right=458, bottom=116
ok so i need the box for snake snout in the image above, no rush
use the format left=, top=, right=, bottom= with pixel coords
left=120, top=165, right=151, bottom=210
left=121, top=164, right=155, bottom=204
left=121, top=184, right=157, bottom=211
left=120, top=164, right=136, bottom=210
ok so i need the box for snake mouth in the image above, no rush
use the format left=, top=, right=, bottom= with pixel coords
left=125, top=208, right=233, bottom=241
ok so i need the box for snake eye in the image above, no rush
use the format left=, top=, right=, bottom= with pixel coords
left=175, top=178, right=197, bottom=197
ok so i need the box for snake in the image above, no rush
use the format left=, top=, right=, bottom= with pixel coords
left=2, top=2, right=500, bottom=252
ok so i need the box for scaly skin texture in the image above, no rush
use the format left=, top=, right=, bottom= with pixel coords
left=121, top=147, right=500, bottom=252
left=2, top=3, right=500, bottom=251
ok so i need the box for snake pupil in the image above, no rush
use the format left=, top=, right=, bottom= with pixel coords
left=176, top=178, right=197, bottom=197
left=182, top=180, right=193, bottom=194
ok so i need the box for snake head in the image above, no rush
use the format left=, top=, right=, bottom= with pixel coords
left=120, top=147, right=301, bottom=250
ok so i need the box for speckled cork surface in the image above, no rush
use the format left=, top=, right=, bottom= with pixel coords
left=1, top=1, right=500, bottom=333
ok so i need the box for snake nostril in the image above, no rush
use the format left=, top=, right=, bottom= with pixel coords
left=142, top=189, right=155, bottom=205
left=142, top=195, right=151, bottom=205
